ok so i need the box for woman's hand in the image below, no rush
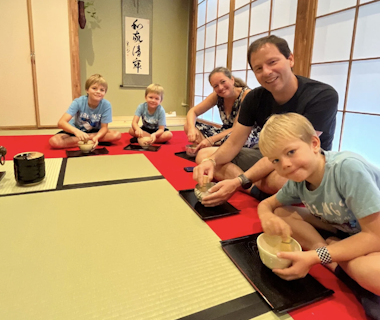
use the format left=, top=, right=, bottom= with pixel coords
left=187, top=128, right=197, bottom=143
left=194, top=138, right=213, bottom=152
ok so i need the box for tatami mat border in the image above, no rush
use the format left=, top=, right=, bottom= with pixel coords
left=178, top=292, right=272, bottom=320
left=0, top=157, right=164, bottom=197
left=61, top=175, right=165, bottom=190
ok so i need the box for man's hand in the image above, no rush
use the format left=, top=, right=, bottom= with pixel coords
left=201, top=178, right=241, bottom=206
left=193, top=159, right=215, bottom=186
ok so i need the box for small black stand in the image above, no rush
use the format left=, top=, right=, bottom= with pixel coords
left=174, top=151, right=196, bottom=162
left=179, top=189, right=240, bottom=220
left=66, top=147, right=109, bottom=158
left=124, top=144, right=161, bottom=152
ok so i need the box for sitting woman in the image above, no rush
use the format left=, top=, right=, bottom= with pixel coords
left=185, top=67, right=260, bottom=151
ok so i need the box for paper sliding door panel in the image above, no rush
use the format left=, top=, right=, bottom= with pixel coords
left=0, top=0, right=36, bottom=127
left=31, top=0, right=72, bottom=126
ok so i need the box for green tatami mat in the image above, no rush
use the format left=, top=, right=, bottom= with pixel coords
left=0, top=179, right=258, bottom=320
left=0, top=158, right=62, bottom=196
left=63, top=154, right=161, bottom=186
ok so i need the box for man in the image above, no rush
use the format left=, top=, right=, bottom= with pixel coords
left=193, top=35, right=338, bottom=206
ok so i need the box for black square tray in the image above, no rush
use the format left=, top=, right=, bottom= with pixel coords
left=221, top=233, right=334, bottom=313
left=124, top=144, right=161, bottom=152
left=179, top=189, right=240, bottom=220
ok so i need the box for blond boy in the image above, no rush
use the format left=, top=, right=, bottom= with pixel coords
left=129, top=84, right=173, bottom=145
left=257, top=113, right=380, bottom=319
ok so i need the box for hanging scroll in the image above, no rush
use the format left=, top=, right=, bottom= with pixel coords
left=121, top=0, right=153, bottom=88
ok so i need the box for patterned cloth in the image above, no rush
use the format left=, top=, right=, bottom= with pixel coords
left=195, top=87, right=260, bottom=148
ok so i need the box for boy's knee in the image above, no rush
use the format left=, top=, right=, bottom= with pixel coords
left=114, top=131, right=122, bottom=140
left=49, top=136, right=61, bottom=149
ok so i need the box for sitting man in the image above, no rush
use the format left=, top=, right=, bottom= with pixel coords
left=193, top=35, right=338, bottom=206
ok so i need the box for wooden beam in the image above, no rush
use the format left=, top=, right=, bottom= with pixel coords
left=293, top=0, right=318, bottom=77
left=226, top=0, right=235, bottom=70
left=68, top=0, right=81, bottom=99
left=188, top=0, right=197, bottom=108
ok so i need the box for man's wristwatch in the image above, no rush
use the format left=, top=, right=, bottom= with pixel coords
left=237, top=174, right=252, bottom=189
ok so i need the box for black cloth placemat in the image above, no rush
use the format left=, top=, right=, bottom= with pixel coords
left=124, top=144, right=161, bottom=152
left=175, top=151, right=196, bottom=162
left=221, top=233, right=334, bottom=313
left=179, top=189, right=240, bottom=220
left=66, top=147, right=109, bottom=158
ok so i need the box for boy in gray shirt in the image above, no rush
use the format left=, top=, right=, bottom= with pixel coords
left=257, top=113, right=380, bottom=320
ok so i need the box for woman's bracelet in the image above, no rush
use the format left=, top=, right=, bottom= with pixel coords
left=201, top=158, right=216, bottom=167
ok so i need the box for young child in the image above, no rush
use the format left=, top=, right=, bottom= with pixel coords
left=49, top=74, right=121, bottom=149
left=257, top=113, right=380, bottom=319
left=129, top=84, right=173, bottom=146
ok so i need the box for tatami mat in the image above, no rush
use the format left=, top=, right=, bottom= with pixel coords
left=0, top=158, right=62, bottom=196
left=63, top=154, right=161, bottom=186
left=0, top=179, right=282, bottom=320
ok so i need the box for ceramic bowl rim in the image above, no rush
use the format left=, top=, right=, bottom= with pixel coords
left=257, top=233, right=301, bottom=259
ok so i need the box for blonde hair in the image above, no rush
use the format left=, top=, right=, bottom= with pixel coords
left=145, top=83, right=164, bottom=101
left=259, top=113, right=317, bottom=156
left=85, top=74, right=108, bottom=92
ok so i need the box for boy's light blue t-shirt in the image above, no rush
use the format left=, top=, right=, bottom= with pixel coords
left=135, top=102, right=166, bottom=130
left=276, top=150, right=380, bottom=234
left=67, top=95, right=112, bottom=132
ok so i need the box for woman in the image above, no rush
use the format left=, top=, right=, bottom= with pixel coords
left=185, top=67, right=260, bottom=151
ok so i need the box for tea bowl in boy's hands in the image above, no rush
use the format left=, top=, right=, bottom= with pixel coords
left=78, top=140, right=94, bottom=153
left=138, top=137, right=152, bottom=149
left=257, top=233, right=302, bottom=270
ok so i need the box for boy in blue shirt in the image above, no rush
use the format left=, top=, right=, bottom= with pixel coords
left=257, top=113, right=380, bottom=320
left=129, top=84, right=173, bottom=146
left=49, top=74, right=121, bottom=149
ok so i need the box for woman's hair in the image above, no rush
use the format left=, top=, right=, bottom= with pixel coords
left=145, top=83, right=164, bottom=101
left=209, top=67, right=247, bottom=88
left=85, top=74, right=108, bottom=92
left=259, top=113, right=317, bottom=156
left=247, top=35, right=291, bottom=70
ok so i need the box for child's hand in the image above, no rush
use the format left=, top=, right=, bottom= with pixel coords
left=91, top=137, right=99, bottom=150
left=261, top=213, right=292, bottom=241
left=136, top=128, right=143, bottom=138
left=151, top=134, right=156, bottom=144
left=273, top=250, right=319, bottom=280
left=75, top=130, right=90, bottom=141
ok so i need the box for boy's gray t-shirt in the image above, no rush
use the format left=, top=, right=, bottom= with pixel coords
left=135, top=102, right=166, bottom=130
left=67, top=95, right=112, bottom=132
left=276, top=150, right=380, bottom=234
